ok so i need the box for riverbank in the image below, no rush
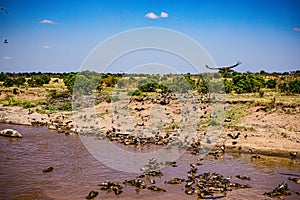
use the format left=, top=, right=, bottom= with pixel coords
left=0, top=98, right=299, bottom=158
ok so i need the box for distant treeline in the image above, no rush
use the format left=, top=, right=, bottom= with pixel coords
left=0, top=70, right=300, bottom=95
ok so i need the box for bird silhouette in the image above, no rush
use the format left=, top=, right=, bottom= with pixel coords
left=0, top=7, right=8, bottom=14
left=227, top=132, right=240, bottom=139
left=3, top=39, right=8, bottom=44
left=206, top=61, right=241, bottom=71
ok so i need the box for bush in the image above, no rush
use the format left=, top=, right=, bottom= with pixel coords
left=0, top=73, right=8, bottom=81
left=105, top=96, right=111, bottom=103
left=266, top=79, right=276, bottom=89
left=13, top=88, right=18, bottom=94
left=163, top=76, right=193, bottom=93
left=61, top=102, right=72, bottom=111
left=3, top=78, right=14, bottom=87
left=232, top=73, right=265, bottom=93
left=117, top=79, right=126, bottom=88
left=63, top=73, right=76, bottom=93
left=259, top=90, right=264, bottom=98
left=27, top=74, right=51, bottom=87
left=73, top=74, right=94, bottom=95
left=279, top=80, right=300, bottom=94
left=22, top=101, right=35, bottom=109
left=288, top=80, right=300, bottom=94
left=137, top=77, right=159, bottom=92
left=128, top=89, right=144, bottom=96
left=14, top=76, right=26, bottom=86
left=223, top=79, right=233, bottom=93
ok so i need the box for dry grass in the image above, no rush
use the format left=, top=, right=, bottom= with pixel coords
left=226, top=89, right=300, bottom=107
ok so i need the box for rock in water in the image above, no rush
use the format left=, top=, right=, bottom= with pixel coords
left=0, top=129, right=22, bottom=138
left=86, top=190, right=98, bottom=199
left=42, top=166, right=54, bottom=173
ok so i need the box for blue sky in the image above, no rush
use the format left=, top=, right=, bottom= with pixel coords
left=0, top=0, right=299, bottom=73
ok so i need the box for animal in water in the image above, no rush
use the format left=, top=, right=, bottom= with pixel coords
left=236, top=175, right=251, bottom=181
left=165, top=178, right=185, bottom=184
left=98, top=181, right=123, bottom=195
left=248, top=148, right=255, bottom=154
left=263, top=181, right=291, bottom=197
left=227, top=132, right=240, bottom=139
left=147, top=185, right=166, bottom=192
left=86, top=190, right=98, bottom=199
left=289, top=152, right=297, bottom=158
left=42, top=166, right=53, bottom=173
left=251, top=155, right=261, bottom=159
left=288, top=177, right=300, bottom=184
left=206, top=61, right=241, bottom=71
left=220, top=143, right=226, bottom=152
left=0, top=7, right=8, bottom=14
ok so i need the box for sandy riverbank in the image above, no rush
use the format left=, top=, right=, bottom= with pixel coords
left=0, top=100, right=299, bottom=158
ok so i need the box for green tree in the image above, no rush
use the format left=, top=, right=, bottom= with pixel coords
left=3, top=78, right=14, bottom=87
left=266, top=79, right=276, bottom=89
left=73, top=74, right=94, bottom=95
left=0, top=73, right=8, bottom=81
left=289, top=80, right=300, bottom=94
left=63, top=73, right=76, bottom=93
left=223, top=79, right=233, bottom=93
left=164, top=76, right=193, bottom=93
left=117, top=79, right=126, bottom=88
left=137, top=77, right=159, bottom=92
left=14, top=76, right=26, bottom=87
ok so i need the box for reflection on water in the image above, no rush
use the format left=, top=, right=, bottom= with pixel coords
left=0, top=123, right=299, bottom=200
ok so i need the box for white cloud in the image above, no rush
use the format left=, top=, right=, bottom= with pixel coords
left=160, top=12, right=168, bottom=18
left=39, top=19, right=57, bottom=24
left=145, top=12, right=159, bottom=19
left=39, top=45, right=51, bottom=49
left=2, top=56, right=12, bottom=60
left=294, top=27, right=300, bottom=32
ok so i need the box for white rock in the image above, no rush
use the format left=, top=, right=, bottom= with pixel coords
left=0, top=129, right=23, bottom=138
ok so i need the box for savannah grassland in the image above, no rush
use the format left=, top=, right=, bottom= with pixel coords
left=0, top=70, right=299, bottom=155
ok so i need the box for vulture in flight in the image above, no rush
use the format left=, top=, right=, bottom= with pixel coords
left=206, top=61, right=241, bottom=71
left=0, top=7, right=8, bottom=14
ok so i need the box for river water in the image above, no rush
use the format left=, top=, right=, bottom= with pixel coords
left=0, top=123, right=299, bottom=200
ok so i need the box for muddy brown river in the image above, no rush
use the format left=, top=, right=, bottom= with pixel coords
left=0, top=123, right=299, bottom=200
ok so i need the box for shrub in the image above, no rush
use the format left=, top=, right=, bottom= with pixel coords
left=278, top=80, right=300, bottom=94
left=259, top=90, right=264, bottom=98
left=3, top=78, right=14, bottom=87
left=128, top=89, right=144, bottom=96
left=137, top=77, right=159, bottom=92
left=105, top=96, right=111, bottom=103
left=0, top=73, right=8, bottom=81
left=266, top=79, right=276, bottom=89
left=13, top=88, right=18, bottom=95
left=61, top=102, right=72, bottom=111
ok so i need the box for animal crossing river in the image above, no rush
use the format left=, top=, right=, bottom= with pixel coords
left=0, top=123, right=299, bottom=200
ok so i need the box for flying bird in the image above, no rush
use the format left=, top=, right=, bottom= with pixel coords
left=0, top=7, right=8, bottom=14
left=206, top=61, right=241, bottom=71
left=3, top=39, right=8, bottom=44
